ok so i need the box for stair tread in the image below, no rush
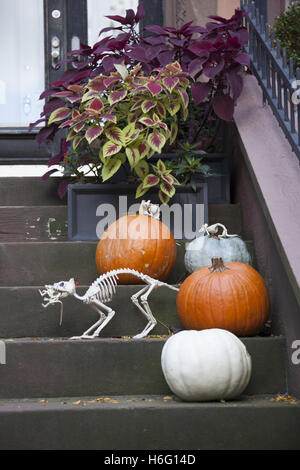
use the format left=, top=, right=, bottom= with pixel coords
left=0, top=394, right=299, bottom=450
left=0, top=394, right=297, bottom=409
left=0, top=336, right=286, bottom=399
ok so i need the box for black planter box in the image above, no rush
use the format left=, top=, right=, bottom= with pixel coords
left=68, top=183, right=208, bottom=242
left=109, top=152, right=230, bottom=204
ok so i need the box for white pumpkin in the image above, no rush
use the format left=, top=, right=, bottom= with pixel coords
left=185, top=223, right=251, bottom=273
left=161, top=329, right=252, bottom=402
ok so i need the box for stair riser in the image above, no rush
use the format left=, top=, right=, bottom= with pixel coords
left=0, top=204, right=242, bottom=242
left=0, top=400, right=298, bottom=450
left=0, top=178, right=64, bottom=206
left=0, top=241, right=253, bottom=287
left=0, top=286, right=181, bottom=338
left=0, top=338, right=286, bottom=399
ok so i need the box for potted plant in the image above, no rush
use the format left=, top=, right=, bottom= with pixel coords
left=30, top=4, right=249, bottom=239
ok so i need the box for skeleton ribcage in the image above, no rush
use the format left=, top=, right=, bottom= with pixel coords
left=84, top=269, right=145, bottom=303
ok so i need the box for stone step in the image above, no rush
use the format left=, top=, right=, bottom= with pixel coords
left=0, top=394, right=298, bottom=450
left=0, top=337, right=286, bottom=399
left=0, top=204, right=242, bottom=242
left=0, top=240, right=254, bottom=287
left=0, top=178, right=64, bottom=206
left=0, top=286, right=180, bottom=338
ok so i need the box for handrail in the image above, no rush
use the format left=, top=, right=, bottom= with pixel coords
left=240, top=0, right=300, bottom=161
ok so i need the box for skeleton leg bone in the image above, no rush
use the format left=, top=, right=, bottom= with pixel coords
left=133, top=283, right=158, bottom=339
left=85, top=299, right=115, bottom=338
left=70, top=300, right=114, bottom=339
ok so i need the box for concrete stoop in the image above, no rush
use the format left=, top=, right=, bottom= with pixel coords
left=0, top=177, right=298, bottom=449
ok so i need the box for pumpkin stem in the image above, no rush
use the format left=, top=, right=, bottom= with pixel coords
left=209, top=257, right=230, bottom=273
left=139, top=200, right=160, bottom=219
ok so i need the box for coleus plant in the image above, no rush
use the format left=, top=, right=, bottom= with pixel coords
left=45, top=61, right=188, bottom=203
left=30, top=4, right=250, bottom=198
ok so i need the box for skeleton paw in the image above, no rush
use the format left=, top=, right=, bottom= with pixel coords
left=70, top=335, right=95, bottom=340
left=132, top=333, right=147, bottom=340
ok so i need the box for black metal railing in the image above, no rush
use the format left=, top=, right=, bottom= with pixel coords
left=241, top=0, right=300, bottom=161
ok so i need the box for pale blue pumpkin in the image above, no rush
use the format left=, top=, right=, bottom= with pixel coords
left=185, top=223, right=251, bottom=273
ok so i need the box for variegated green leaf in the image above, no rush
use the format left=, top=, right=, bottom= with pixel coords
left=134, top=160, right=149, bottom=179
left=156, top=159, right=166, bottom=174
left=73, top=135, right=84, bottom=150
left=159, top=190, right=170, bottom=205
left=139, top=117, right=155, bottom=127
left=105, top=127, right=123, bottom=145
left=136, top=182, right=150, bottom=199
left=125, top=147, right=140, bottom=169
left=142, top=174, right=160, bottom=188
left=162, top=76, right=179, bottom=93
left=166, top=100, right=181, bottom=116
left=177, top=88, right=189, bottom=108
left=87, top=97, right=104, bottom=114
left=162, top=173, right=180, bottom=186
left=156, top=101, right=166, bottom=119
left=66, top=128, right=76, bottom=142
left=169, top=121, right=178, bottom=145
left=102, top=155, right=122, bottom=182
left=108, top=89, right=127, bottom=105
left=85, top=126, right=103, bottom=145
left=160, top=181, right=175, bottom=198
left=122, top=123, right=140, bottom=145
left=48, top=107, right=71, bottom=124
left=103, top=140, right=122, bottom=160
left=147, top=131, right=166, bottom=154
left=141, top=100, right=156, bottom=114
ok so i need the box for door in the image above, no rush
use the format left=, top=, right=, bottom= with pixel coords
left=0, top=0, right=158, bottom=164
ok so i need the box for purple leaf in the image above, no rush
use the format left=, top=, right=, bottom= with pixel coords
left=42, top=168, right=59, bottom=181
left=43, top=98, right=65, bottom=117
left=226, top=70, right=243, bottom=101
left=124, top=9, right=135, bottom=25
left=213, top=94, right=234, bottom=121
left=36, top=125, right=56, bottom=146
left=234, top=52, right=250, bottom=67
left=157, top=50, right=175, bottom=66
left=58, top=179, right=69, bottom=199
left=135, top=3, right=145, bottom=21
left=191, top=82, right=212, bottom=105
left=47, top=152, right=64, bottom=167
left=105, top=14, right=128, bottom=25
left=28, top=118, right=45, bottom=132
left=203, top=58, right=225, bottom=78
left=144, top=25, right=168, bottom=35
left=98, top=26, right=123, bottom=36
left=188, top=57, right=208, bottom=75
left=226, top=37, right=241, bottom=50
left=189, top=40, right=216, bottom=54
left=143, top=35, right=165, bottom=46
left=126, top=46, right=147, bottom=62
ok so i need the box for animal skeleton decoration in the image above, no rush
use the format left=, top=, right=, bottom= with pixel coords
left=39, top=269, right=179, bottom=339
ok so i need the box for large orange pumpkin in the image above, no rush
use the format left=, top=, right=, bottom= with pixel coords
left=177, top=257, right=270, bottom=336
left=95, top=206, right=177, bottom=284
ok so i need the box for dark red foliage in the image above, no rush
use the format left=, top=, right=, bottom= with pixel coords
left=31, top=4, right=249, bottom=195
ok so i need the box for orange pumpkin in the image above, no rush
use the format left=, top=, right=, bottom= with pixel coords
left=95, top=206, right=177, bottom=284
left=177, top=257, right=270, bottom=336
